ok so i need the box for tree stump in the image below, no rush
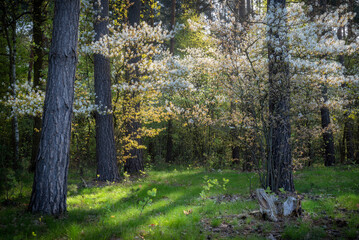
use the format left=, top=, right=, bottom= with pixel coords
left=255, top=188, right=301, bottom=222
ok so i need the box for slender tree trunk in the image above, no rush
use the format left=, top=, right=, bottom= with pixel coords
left=165, top=119, right=173, bottom=163
left=169, top=0, right=176, bottom=54
left=1, top=2, right=21, bottom=171
left=124, top=0, right=144, bottom=174
left=29, top=0, right=46, bottom=173
left=238, top=0, right=246, bottom=21
left=337, top=22, right=355, bottom=164
left=344, top=114, right=355, bottom=163
left=93, top=0, right=120, bottom=181
left=230, top=0, right=245, bottom=165
left=340, top=133, right=346, bottom=164
left=320, top=85, right=335, bottom=166
left=316, top=0, right=335, bottom=167
left=246, top=0, right=251, bottom=16
left=10, top=20, right=20, bottom=171
left=27, top=47, right=33, bottom=83
left=165, top=0, right=176, bottom=163
left=29, top=0, right=80, bottom=215
left=267, top=0, right=294, bottom=192
left=230, top=102, right=240, bottom=165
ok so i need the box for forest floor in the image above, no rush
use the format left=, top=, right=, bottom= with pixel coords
left=0, top=165, right=359, bottom=239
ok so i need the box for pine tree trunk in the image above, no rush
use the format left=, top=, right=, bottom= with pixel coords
left=166, top=0, right=176, bottom=163
left=165, top=119, right=173, bottom=163
left=230, top=103, right=240, bottom=165
left=169, top=0, right=176, bottom=54
left=246, top=0, right=251, bottom=16
left=27, top=47, right=33, bottom=83
left=94, top=0, right=120, bottom=181
left=29, top=0, right=80, bottom=215
left=314, top=0, right=335, bottom=167
left=344, top=115, right=355, bottom=163
left=10, top=20, right=20, bottom=171
left=29, top=0, right=46, bottom=173
left=267, top=0, right=294, bottom=192
left=320, top=85, right=335, bottom=166
left=124, top=0, right=144, bottom=174
left=230, top=0, right=246, bottom=165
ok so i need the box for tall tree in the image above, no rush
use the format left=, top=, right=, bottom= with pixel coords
left=29, top=0, right=47, bottom=172
left=124, top=0, right=144, bottom=174
left=266, top=0, right=294, bottom=192
left=318, top=0, right=336, bottom=166
left=29, top=0, right=80, bottom=215
left=165, top=0, right=176, bottom=163
left=235, top=0, right=246, bottom=166
left=320, top=84, right=336, bottom=166
left=338, top=4, right=355, bottom=164
left=94, top=0, right=120, bottom=181
left=0, top=1, right=22, bottom=171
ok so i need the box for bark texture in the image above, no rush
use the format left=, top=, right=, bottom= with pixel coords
left=124, top=0, right=144, bottom=174
left=267, top=0, right=294, bottom=192
left=94, top=0, right=120, bottom=181
left=320, top=85, right=335, bottom=166
left=29, top=0, right=80, bottom=215
left=166, top=119, right=173, bottom=163
left=166, top=0, right=176, bottom=163
left=10, top=24, right=20, bottom=170
left=30, top=0, right=46, bottom=172
left=343, top=114, right=355, bottom=163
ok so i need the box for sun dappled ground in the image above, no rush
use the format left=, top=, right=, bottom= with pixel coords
left=0, top=166, right=358, bottom=239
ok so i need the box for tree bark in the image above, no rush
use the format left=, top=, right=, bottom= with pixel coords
left=94, top=0, right=120, bottom=181
left=343, top=114, right=355, bottom=163
left=8, top=18, right=20, bottom=171
left=165, top=119, right=174, bottom=163
left=267, top=0, right=294, bottom=192
left=230, top=0, right=245, bottom=165
left=169, top=0, right=176, bottom=54
left=29, top=0, right=80, bottom=215
left=337, top=25, right=355, bottom=164
left=230, top=103, right=240, bottom=166
left=124, top=0, right=144, bottom=174
left=166, top=0, right=176, bottom=163
left=29, top=0, right=46, bottom=173
left=320, top=85, right=335, bottom=166
left=246, top=0, right=251, bottom=16
left=313, top=0, right=335, bottom=166
left=27, top=47, right=33, bottom=83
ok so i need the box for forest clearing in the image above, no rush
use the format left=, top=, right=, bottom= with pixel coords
left=1, top=166, right=359, bottom=239
left=1, top=0, right=359, bottom=239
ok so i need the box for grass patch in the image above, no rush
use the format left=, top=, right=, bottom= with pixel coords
left=0, top=165, right=358, bottom=239
left=282, top=223, right=326, bottom=240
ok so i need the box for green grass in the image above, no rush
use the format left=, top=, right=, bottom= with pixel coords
left=0, top=165, right=358, bottom=239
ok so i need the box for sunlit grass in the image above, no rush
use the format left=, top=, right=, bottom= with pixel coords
left=0, top=165, right=358, bottom=239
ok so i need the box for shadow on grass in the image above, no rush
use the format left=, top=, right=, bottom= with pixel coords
left=2, top=170, right=223, bottom=239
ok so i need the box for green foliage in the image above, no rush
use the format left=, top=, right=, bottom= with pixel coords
left=139, top=188, right=157, bottom=216
left=175, top=13, right=215, bottom=55
left=200, top=176, right=229, bottom=200
left=0, top=168, right=18, bottom=200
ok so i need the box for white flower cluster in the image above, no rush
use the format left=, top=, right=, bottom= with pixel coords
left=2, top=80, right=45, bottom=117
left=2, top=80, right=104, bottom=118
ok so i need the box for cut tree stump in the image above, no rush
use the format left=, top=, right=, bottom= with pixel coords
left=255, top=188, right=301, bottom=222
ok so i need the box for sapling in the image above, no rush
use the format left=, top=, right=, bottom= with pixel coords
left=139, top=188, right=157, bottom=216
left=200, top=176, right=229, bottom=200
